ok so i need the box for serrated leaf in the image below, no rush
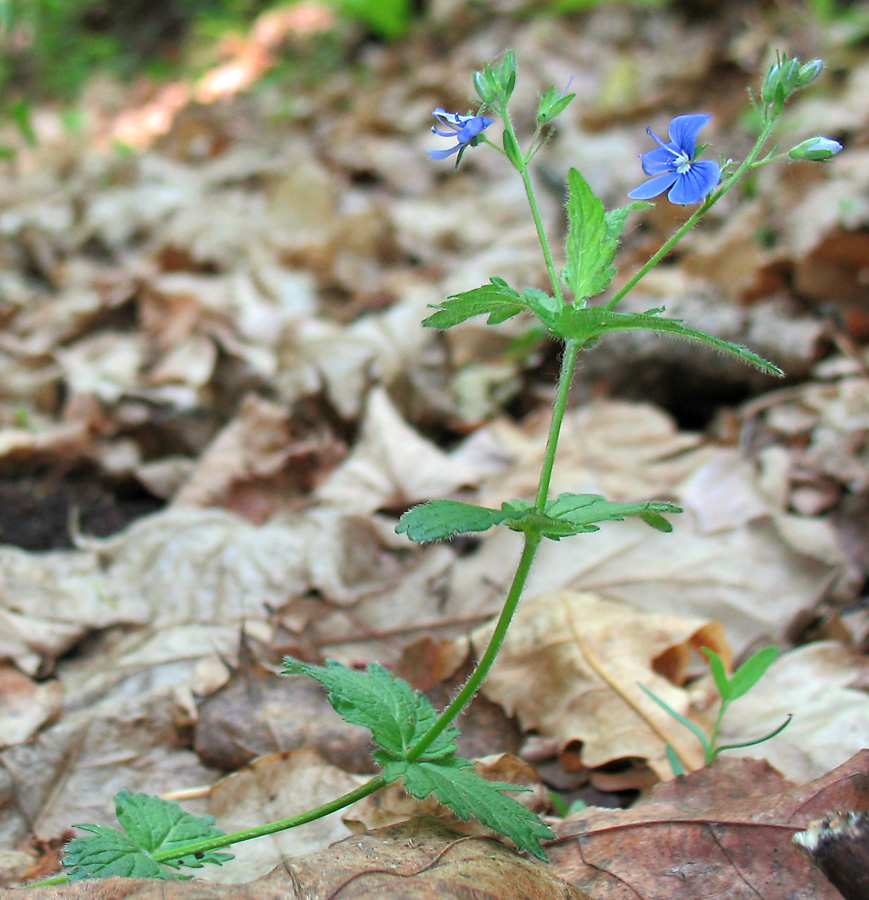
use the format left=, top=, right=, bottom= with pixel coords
left=64, top=826, right=173, bottom=881
left=396, top=499, right=515, bottom=543
left=385, top=758, right=555, bottom=861
left=63, top=793, right=233, bottom=881
left=112, top=791, right=232, bottom=871
left=604, top=201, right=653, bottom=244
left=281, top=659, right=458, bottom=761
left=563, top=168, right=618, bottom=303
left=554, top=307, right=784, bottom=375
left=522, top=287, right=562, bottom=331
left=422, top=281, right=527, bottom=329
left=531, top=493, right=682, bottom=539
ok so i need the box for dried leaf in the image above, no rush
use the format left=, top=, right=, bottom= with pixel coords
left=473, top=591, right=729, bottom=776
left=549, top=752, right=869, bottom=899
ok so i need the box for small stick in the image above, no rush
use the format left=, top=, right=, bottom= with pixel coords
left=792, top=811, right=869, bottom=900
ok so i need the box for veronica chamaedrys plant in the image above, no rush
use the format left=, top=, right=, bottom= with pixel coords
left=33, top=50, right=842, bottom=887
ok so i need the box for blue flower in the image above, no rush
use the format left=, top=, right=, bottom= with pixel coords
left=428, top=108, right=495, bottom=160
left=628, top=113, right=721, bottom=205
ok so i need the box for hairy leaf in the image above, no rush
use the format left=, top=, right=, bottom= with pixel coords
left=563, top=169, right=621, bottom=303
left=396, top=499, right=519, bottom=543
left=63, top=792, right=233, bottom=881
left=555, top=307, right=784, bottom=374
left=383, top=758, right=555, bottom=861
left=422, top=280, right=527, bottom=329
left=282, top=659, right=458, bottom=761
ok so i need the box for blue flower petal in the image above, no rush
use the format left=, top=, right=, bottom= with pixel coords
left=457, top=116, right=495, bottom=143
left=627, top=171, right=679, bottom=200
left=668, top=113, right=711, bottom=157
left=640, top=145, right=679, bottom=175
left=427, top=144, right=462, bottom=159
left=428, top=109, right=494, bottom=162
left=667, top=159, right=721, bottom=204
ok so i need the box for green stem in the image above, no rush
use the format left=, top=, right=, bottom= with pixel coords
left=406, top=532, right=541, bottom=762
left=502, top=111, right=566, bottom=306
left=535, top=338, right=580, bottom=511
left=407, top=129, right=585, bottom=761
left=706, top=703, right=728, bottom=764
left=34, top=777, right=387, bottom=886
left=154, top=776, right=387, bottom=861
left=605, top=117, right=777, bottom=311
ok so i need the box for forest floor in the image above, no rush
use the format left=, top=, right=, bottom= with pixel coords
left=0, top=2, right=868, bottom=898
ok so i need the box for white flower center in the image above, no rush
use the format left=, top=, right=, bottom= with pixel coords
left=674, top=151, right=692, bottom=173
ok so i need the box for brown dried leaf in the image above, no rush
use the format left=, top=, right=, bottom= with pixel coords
left=3, top=818, right=588, bottom=900
left=549, top=751, right=869, bottom=899
left=194, top=642, right=374, bottom=773
left=473, top=591, right=729, bottom=776
left=201, top=750, right=361, bottom=883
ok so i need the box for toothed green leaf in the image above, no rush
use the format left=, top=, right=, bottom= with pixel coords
left=63, top=792, right=233, bottom=881
left=281, top=659, right=458, bottom=761
left=383, top=758, right=555, bottom=861
left=423, top=279, right=527, bottom=328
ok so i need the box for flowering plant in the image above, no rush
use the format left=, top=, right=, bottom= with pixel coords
left=33, top=50, right=841, bottom=885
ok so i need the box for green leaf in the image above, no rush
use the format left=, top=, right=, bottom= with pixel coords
left=713, top=714, right=792, bottom=757
left=11, top=100, right=37, bottom=148
left=554, top=307, right=784, bottom=375
left=397, top=494, right=680, bottom=545
left=385, top=758, right=555, bottom=861
left=534, top=493, right=681, bottom=538
left=63, top=792, right=233, bottom=881
left=563, top=168, right=618, bottom=303
left=396, top=499, right=517, bottom=543
left=502, top=127, right=524, bottom=167
left=666, top=744, right=686, bottom=777
left=282, top=659, right=458, bottom=762
left=705, top=646, right=779, bottom=704
left=422, top=280, right=527, bottom=329
left=703, top=647, right=731, bottom=698
left=333, top=0, right=411, bottom=38
left=604, top=201, right=653, bottom=244
left=64, top=826, right=171, bottom=881
left=522, top=287, right=563, bottom=331
left=638, top=683, right=710, bottom=754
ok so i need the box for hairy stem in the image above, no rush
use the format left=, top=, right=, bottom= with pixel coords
left=406, top=532, right=541, bottom=761
left=501, top=110, right=566, bottom=307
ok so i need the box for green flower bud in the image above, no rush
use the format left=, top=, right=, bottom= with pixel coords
left=761, top=55, right=801, bottom=105
left=797, top=59, right=823, bottom=89
left=537, top=80, right=576, bottom=124
left=788, top=136, right=842, bottom=161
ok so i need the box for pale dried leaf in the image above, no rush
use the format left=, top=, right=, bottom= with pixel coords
left=473, top=591, right=728, bottom=776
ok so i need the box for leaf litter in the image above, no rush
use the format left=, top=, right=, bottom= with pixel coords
left=1, top=0, right=868, bottom=897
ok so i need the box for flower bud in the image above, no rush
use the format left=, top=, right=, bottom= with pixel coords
left=761, top=56, right=800, bottom=103
left=537, top=80, right=576, bottom=124
left=788, top=136, right=842, bottom=161
left=797, top=59, right=823, bottom=89
left=473, top=69, right=498, bottom=105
